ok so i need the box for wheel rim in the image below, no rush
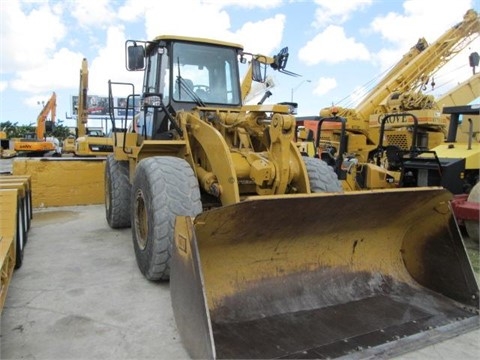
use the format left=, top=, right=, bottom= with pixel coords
left=134, top=189, right=148, bottom=250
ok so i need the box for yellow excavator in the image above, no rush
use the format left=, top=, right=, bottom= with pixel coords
left=73, top=58, right=113, bottom=156
left=0, top=129, right=16, bottom=158
left=104, top=35, right=478, bottom=359
left=14, top=92, right=60, bottom=157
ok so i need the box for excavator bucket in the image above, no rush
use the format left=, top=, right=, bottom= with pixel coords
left=171, top=187, right=479, bottom=359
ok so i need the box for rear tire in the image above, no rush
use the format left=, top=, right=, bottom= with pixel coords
left=131, top=156, right=202, bottom=281
left=303, top=156, right=343, bottom=193
left=105, top=154, right=131, bottom=228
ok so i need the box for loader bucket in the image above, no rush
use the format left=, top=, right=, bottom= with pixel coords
left=171, top=187, right=479, bottom=359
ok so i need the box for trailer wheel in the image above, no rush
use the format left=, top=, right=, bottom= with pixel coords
left=105, top=155, right=131, bottom=228
left=132, top=156, right=202, bottom=281
left=303, top=156, right=343, bottom=193
left=15, top=197, right=26, bottom=269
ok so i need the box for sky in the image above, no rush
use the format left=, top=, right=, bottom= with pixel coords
left=1, top=0, right=479, bottom=130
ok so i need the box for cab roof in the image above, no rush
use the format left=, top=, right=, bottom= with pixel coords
left=151, top=35, right=244, bottom=51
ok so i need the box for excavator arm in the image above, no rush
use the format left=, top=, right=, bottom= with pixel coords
left=35, top=92, right=56, bottom=140
left=77, top=58, right=89, bottom=138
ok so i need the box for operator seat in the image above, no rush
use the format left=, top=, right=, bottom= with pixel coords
left=195, top=88, right=208, bottom=101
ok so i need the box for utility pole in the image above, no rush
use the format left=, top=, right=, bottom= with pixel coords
left=290, top=79, right=311, bottom=102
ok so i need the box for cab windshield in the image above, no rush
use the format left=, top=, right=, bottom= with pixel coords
left=170, top=42, right=241, bottom=106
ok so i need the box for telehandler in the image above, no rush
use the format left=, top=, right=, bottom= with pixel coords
left=105, top=35, right=479, bottom=359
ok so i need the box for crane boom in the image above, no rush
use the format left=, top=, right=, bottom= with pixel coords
left=356, top=9, right=479, bottom=121
left=436, top=71, right=480, bottom=108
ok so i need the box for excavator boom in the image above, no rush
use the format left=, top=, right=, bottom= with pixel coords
left=74, top=58, right=113, bottom=156
left=35, top=92, right=57, bottom=140
left=77, top=58, right=89, bottom=138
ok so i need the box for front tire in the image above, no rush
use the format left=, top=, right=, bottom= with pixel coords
left=131, top=157, right=202, bottom=281
left=105, top=154, right=131, bottom=228
left=303, top=156, right=343, bottom=193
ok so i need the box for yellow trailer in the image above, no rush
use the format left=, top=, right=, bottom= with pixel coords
left=0, top=190, right=19, bottom=314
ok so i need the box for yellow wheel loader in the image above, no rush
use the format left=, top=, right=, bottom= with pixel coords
left=105, top=35, right=479, bottom=359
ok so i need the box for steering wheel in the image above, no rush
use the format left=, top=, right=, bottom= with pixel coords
left=193, top=85, right=210, bottom=93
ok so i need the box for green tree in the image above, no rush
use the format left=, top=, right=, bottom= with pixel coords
left=48, top=119, right=73, bottom=141
left=0, top=120, right=73, bottom=141
left=0, top=121, right=36, bottom=138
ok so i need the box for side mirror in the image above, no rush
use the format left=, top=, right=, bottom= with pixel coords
left=126, top=42, right=145, bottom=71
left=252, top=58, right=265, bottom=83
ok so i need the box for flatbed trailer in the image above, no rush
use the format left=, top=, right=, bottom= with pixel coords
left=0, top=175, right=33, bottom=313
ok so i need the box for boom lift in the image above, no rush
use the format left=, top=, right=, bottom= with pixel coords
left=14, top=92, right=60, bottom=157
left=73, top=58, right=113, bottom=156
left=104, top=35, right=478, bottom=359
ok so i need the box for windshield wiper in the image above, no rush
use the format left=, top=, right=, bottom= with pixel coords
left=176, top=57, right=206, bottom=107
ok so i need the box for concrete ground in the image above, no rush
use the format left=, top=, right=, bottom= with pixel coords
left=1, top=205, right=479, bottom=360
left=1, top=205, right=189, bottom=360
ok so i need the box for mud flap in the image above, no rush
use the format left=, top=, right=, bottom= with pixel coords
left=171, top=187, right=479, bottom=359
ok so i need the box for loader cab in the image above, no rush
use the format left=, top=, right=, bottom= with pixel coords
left=126, top=37, right=243, bottom=140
